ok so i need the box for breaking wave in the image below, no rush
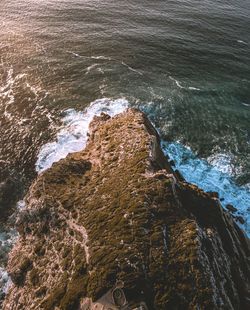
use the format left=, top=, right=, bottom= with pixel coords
left=36, top=98, right=129, bottom=172
left=162, top=141, right=250, bottom=235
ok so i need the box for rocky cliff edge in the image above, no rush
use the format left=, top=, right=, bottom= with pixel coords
left=3, top=109, right=250, bottom=309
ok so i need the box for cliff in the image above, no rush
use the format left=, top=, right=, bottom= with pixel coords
left=3, top=109, right=250, bottom=309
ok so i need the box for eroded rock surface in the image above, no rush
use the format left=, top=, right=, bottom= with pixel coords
left=3, top=109, right=250, bottom=309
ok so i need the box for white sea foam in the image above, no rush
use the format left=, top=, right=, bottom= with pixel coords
left=207, top=153, right=238, bottom=175
left=91, top=55, right=113, bottom=61
left=0, top=68, right=27, bottom=107
left=0, top=268, right=11, bottom=296
left=237, top=40, right=247, bottom=45
left=169, top=76, right=200, bottom=91
left=36, top=98, right=129, bottom=172
left=188, top=86, right=201, bottom=91
left=67, top=52, right=113, bottom=61
left=16, top=200, right=26, bottom=210
left=67, top=52, right=142, bottom=76
left=67, top=51, right=80, bottom=57
left=0, top=229, right=18, bottom=248
left=0, top=227, right=18, bottom=299
left=121, top=61, right=143, bottom=76
left=85, top=63, right=99, bottom=75
left=162, top=141, right=250, bottom=235
left=169, top=76, right=185, bottom=89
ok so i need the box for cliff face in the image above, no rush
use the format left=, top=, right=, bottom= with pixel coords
left=3, top=109, right=250, bottom=309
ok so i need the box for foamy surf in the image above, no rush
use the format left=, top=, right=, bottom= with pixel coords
left=0, top=200, right=27, bottom=301
left=207, top=153, right=241, bottom=176
left=0, top=68, right=27, bottom=107
left=0, top=268, right=11, bottom=300
left=36, top=98, right=129, bottom=172
left=162, top=141, right=250, bottom=235
left=0, top=228, right=18, bottom=301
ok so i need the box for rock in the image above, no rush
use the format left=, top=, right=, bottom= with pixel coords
left=235, top=216, right=245, bottom=225
left=174, top=169, right=185, bottom=182
left=207, top=191, right=219, bottom=199
left=3, top=109, right=250, bottom=310
left=169, top=159, right=175, bottom=167
left=226, top=204, right=238, bottom=213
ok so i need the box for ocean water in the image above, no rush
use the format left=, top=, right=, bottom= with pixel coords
left=0, top=0, right=249, bottom=296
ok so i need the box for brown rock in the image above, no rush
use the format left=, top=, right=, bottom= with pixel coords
left=226, top=204, right=238, bottom=213
left=235, top=216, right=245, bottom=225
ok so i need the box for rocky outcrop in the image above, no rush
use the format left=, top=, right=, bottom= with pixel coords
left=3, top=109, right=250, bottom=309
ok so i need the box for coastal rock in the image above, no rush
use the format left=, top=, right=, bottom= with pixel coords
left=226, top=204, right=238, bottom=213
left=3, top=109, right=250, bottom=309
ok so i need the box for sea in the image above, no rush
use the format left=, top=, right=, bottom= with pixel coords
left=0, top=0, right=249, bottom=301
